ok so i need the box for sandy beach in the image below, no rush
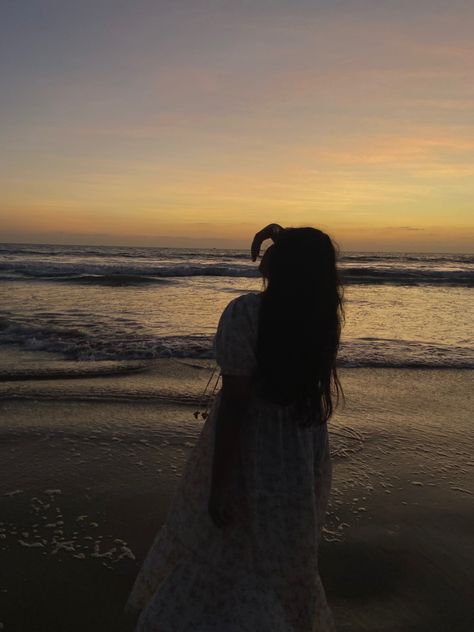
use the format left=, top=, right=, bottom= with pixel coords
left=0, top=359, right=472, bottom=631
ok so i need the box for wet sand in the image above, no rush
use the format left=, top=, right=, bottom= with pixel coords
left=0, top=364, right=473, bottom=631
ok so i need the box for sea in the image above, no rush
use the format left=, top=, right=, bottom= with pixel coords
left=0, top=242, right=473, bottom=579
left=0, top=242, right=473, bottom=374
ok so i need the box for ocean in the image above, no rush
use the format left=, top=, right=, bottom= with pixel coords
left=0, top=242, right=473, bottom=375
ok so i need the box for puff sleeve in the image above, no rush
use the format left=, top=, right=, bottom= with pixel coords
left=214, top=296, right=258, bottom=376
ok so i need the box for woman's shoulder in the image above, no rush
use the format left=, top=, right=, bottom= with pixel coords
left=226, top=291, right=262, bottom=314
left=219, top=292, right=261, bottom=329
left=235, top=291, right=262, bottom=305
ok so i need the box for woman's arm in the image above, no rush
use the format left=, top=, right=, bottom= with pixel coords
left=208, top=374, right=252, bottom=528
left=250, top=223, right=284, bottom=261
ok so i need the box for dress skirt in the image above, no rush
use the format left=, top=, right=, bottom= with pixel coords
left=125, top=390, right=335, bottom=631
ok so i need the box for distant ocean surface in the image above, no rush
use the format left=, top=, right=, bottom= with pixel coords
left=1, top=243, right=473, bottom=370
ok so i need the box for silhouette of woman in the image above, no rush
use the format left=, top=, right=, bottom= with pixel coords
left=126, top=224, right=343, bottom=631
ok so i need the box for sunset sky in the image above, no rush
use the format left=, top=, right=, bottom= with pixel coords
left=1, top=0, right=473, bottom=252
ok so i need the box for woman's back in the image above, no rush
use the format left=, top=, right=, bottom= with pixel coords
left=214, top=291, right=334, bottom=630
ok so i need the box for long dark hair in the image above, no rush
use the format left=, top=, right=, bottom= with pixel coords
left=255, top=227, right=344, bottom=425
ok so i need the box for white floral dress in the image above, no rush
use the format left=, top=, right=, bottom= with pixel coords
left=126, top=291, right=335, bottom=631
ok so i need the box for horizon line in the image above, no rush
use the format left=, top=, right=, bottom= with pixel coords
left=0, top=240, right=472, bottom=257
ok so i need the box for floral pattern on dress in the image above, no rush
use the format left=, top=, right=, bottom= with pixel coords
left=126, top=292, right=335, bottom=631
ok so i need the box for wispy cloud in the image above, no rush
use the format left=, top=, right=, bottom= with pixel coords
left=389, top=226, right=424, bottom=231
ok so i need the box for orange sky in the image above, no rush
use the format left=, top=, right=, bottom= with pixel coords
left=1, top=1, right=473, bottom=252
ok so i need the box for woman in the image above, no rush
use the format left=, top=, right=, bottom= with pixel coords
left=125, top=224, right=344, bottom=631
